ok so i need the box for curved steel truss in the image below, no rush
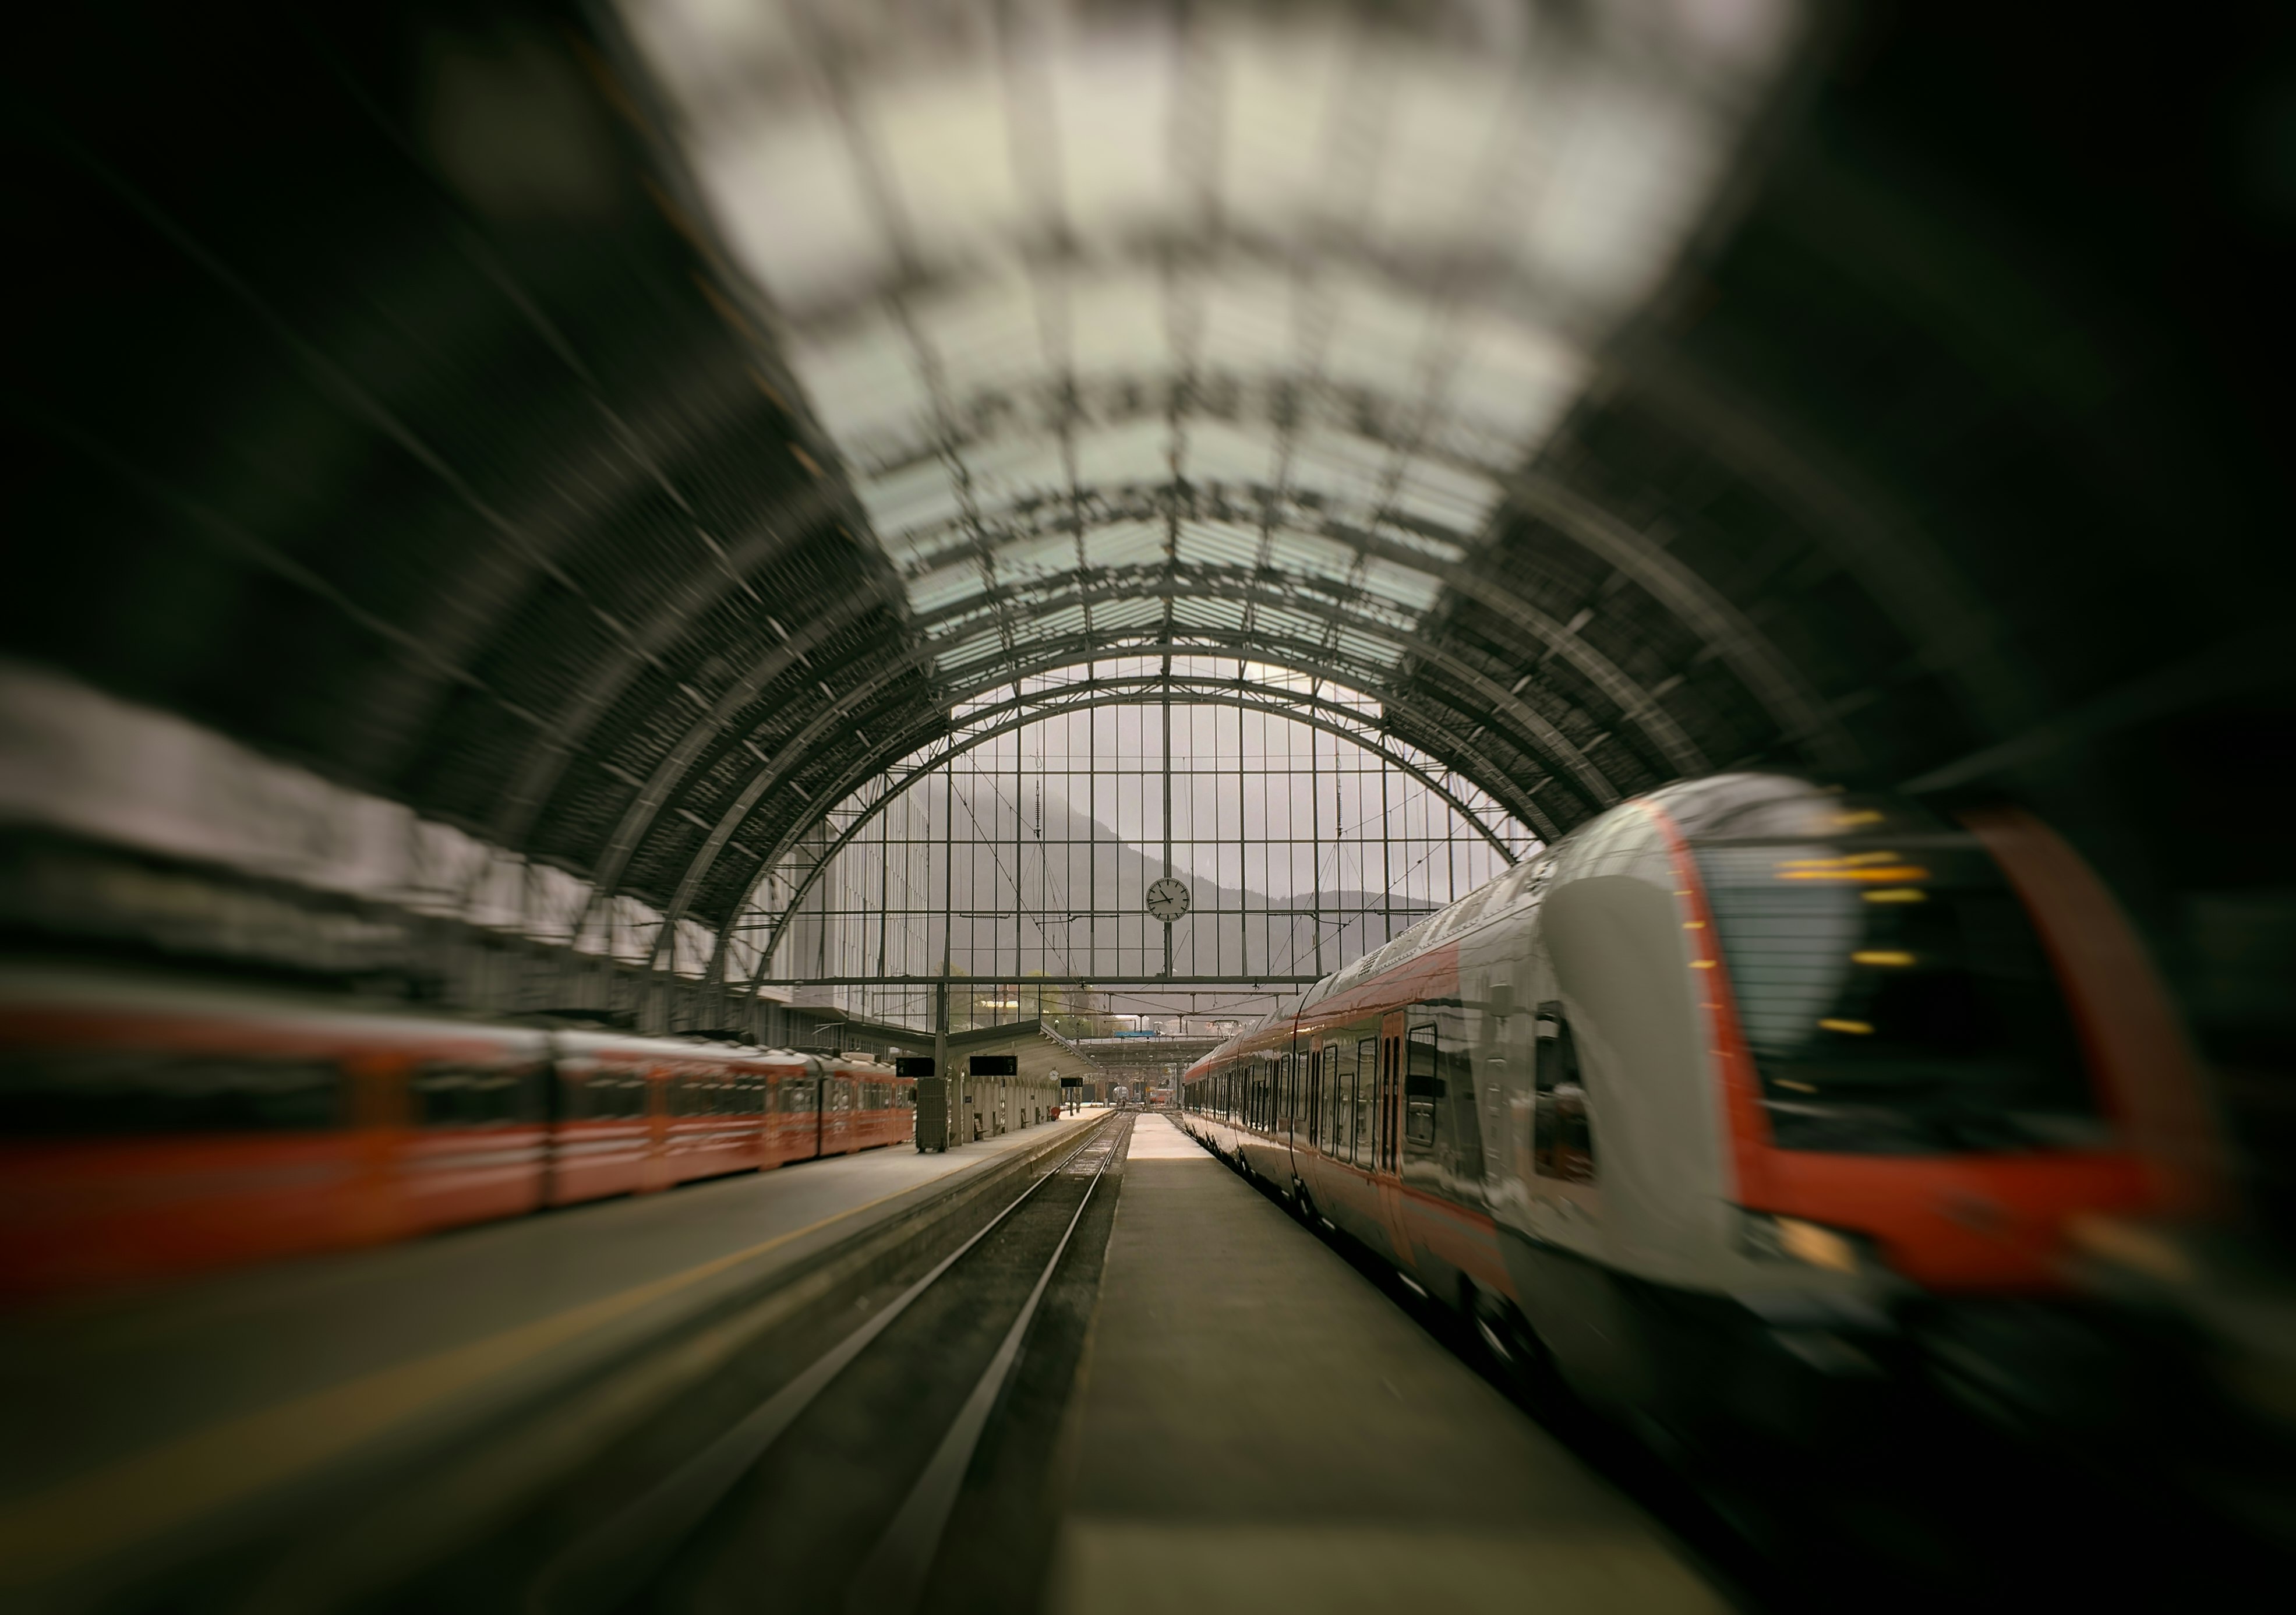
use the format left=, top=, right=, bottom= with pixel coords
left=723, top=669, right=1532, bottom=986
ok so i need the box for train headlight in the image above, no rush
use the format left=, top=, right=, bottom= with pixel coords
left=1740, top=1210, right=1873, bottom=1275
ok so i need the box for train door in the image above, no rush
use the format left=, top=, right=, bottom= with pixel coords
left=1299, top=1033, right=1345, bottom=1225
left=1306, top=1037, right=1322, bottom=1178
left=826, top=1072, right=854, bottom=1155
left=1528, top=1001, right=1601, bottom=1232
left=641, top=1062, right=673, bottom=1192
left=801, top=1065, right=824, bottom=1161
left=1374, top=1011, right=1415, bottom=1266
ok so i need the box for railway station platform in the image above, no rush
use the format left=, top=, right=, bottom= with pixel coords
left=0, top=1109, right=1105, bottom=1605
left=1045, top=1116, right=1731, bottom=1615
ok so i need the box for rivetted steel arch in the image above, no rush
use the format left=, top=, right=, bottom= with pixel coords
left=573, top=573, right=905, bottom=929
left=898, top=480, right=1711, bottom=774
left=660, top=624, right=1567, bottom=973
left=575, top=547, right=1639, bottom=943
left=566, top=454, right=1743, bottom=928
left=730, top=678, right=1533, bottom=988
left=639, top=581, right=1609, bottom=963
left=916, top=567, right=1629, bottom=793
left=877, top=411, right=1847, bottom=770
left=486, top=471, right=862, bottom=849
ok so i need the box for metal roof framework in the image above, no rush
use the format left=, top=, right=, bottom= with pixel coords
left=715, top=664, right=1532, bottom=989
left=557, top=0, right=1835, bottom=964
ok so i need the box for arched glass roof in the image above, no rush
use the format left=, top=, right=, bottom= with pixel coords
left=625, top=0, right=1795, bottom=681
left=561, top=0, right=1833, bottom=956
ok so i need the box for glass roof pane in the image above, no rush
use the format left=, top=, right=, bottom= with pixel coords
left=916, top=271, right=1047, bottom=408
left=1080, top=520, right=1165, bottom=571
left=1389, top=455, right=1502, bottom=536
left=623, top=0, right=799, bottom=106
left=1366, top=50, right=1516, bottom=252
left=1031, top=602, right=1090, bottom=645
left=1253, top=601, right=1326, bottom=648
left=1195, top=268, right=1299, bottom=379
left=1359, top=555, right=1445, bottom=614
left=1183, top=419, right=1277, bottom=488
left=924, top=592, right=1004, bottom=641
left=1321, top=274, right=1441, bottom=400
left=1051, top=37, right=1177, bottom=243
left=1068, top=268, right=1171, bottom=381
left=789, top=311, right=927, bottom=451
left=1335, top=624, right=1405, bottom=669
left=1217, top=23, right=1345, bottom=233
left=1093, top=596, right=1164, bottom=633
left=933, top=624, right=1012, bottom=667
left=1174, top=598, right=1248, bottom=634
left=990, top=530, right=1079, bottom=584
left=702, top=107, right=887, bottom=314
left=867, top=64, right=1025, bottom=264
left=961, top=433, right=1066, bottom=515
left=1287, top=423, right=1396, bottom=515
left=1172, top=519, right=1263, bottom=572
left=1521, top=72, right=1714, bottom=309
left=909, top=560, right=983, bottom=616
left=860, top=461, right=968, bottom=553
left=1373, top=522, right=1468, bottom=564
left=1073, top=418, right=1171, bottom=490
left=1440, top=311, right=1587, bottom=447
left=1263, top=529, right=1361, bottom=586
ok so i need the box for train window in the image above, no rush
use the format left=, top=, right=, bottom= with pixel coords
left=1695, top=840, right=2104, bottom=1155
left=575, top=1074, right=647, bottom=1120
left=1324, top=1052, right=1337, bottom=1147
left=1532, top=1004, right=1596, bottom=1182
left=1382, top=1037, right=1402, bottom=1171
left=0, top=1048, right=344, bottom=1133
left=1405, top=1024, right=1439, bottom=1148
left=415, top=1064, right=532, bottom=1128
left=1354, top=1040, right=1373, bottom=1164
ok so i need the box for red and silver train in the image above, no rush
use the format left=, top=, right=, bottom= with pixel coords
left=0, top=966, right=913, bottom=1300
left=1178, top=772, right=2228, bottom=1447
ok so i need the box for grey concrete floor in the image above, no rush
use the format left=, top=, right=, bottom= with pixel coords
left=1047, top=1115, right=1730, bottom=1615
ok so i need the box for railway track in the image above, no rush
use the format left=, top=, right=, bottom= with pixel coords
left=522, top=1112, right=1132, bottom=1615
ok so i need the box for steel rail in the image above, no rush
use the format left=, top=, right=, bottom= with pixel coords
left=842, top=1120, right=1124, bottom=1614
left=523, top=1114, right=1119, bottom=1615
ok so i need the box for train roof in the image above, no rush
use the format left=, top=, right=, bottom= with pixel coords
left=1182, top=772, right=1947, bottom=1080
left=0, top=957, right=547, bottom=1051
left=0, top=959, right=906, bottom=1073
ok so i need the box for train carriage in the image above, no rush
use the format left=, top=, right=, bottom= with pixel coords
left=1181, top=772, right=2226, bottom=1448
left=0, top=967, right=551, bottom=1294
left=0, top=969, right=917, bottom=1300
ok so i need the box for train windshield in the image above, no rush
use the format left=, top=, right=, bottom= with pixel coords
left=1694, top=837, right=2108, bottom=1155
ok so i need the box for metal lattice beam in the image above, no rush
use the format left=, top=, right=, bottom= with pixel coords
left=725, top=673, right=1533, bottom=985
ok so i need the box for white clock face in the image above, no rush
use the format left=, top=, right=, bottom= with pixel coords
left=1144, top=877, right=1192, bottom=923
